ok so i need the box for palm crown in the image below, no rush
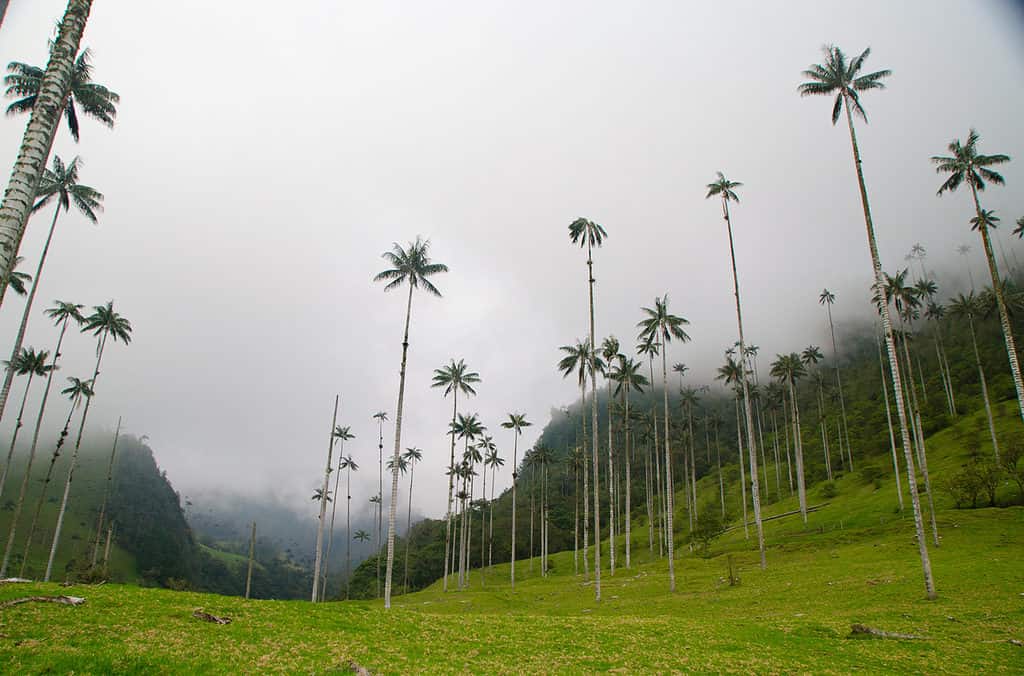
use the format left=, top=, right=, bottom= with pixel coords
left=500, top=412, right=531, bottom=435
left=819, top=289, right=835, bottom=306
left=610, top=357, right=648, bottom=396
left=6, top=346, right=51, bottom=377
left=1, top=257, right=31, bottom=297
left=373, top=236, right=448, bottom=297
left=706, top=172, right=742, bottom=203
left=431, top=358, right=480, bottom=398
left=568, top=217, right=607, bottom=249
left=798, top=45, right=891, bottom=124
left=333, top=425, right=355, bottom=442
left=83, top=302, right=132, bottom=344
left=558, top=339, right=603, bottom=387
left=637, top=295, right=691, bottom=346
left=46, top=300, right=85, bottom=328
left=61, top=376, right=94, bottom=402
left=770, top=353, right=807, bottom=384
left=931, top=129, right=1009, bottom=196
left=32, top=155, right=102, bottom=221
left=5, top=46, right=119, bottom=142
left=969, top=209, right=1000, bottom=233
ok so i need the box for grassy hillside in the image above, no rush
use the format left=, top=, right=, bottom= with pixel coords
left=0, top=410, right=1020, bottom=673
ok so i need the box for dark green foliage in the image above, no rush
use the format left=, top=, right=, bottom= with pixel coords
left=687, top=508, right=725, bottom=556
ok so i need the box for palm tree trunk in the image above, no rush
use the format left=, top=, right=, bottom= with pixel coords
left=843, top=97, right=934, bottom=598
left=788, top=378, right=807, bottom=525
left=876, top=328, right=904, bottom=511
left=245, top=521, right=256, bottom=600
left=18, top=392, right=78, bottom=578
left=480, top=457, right=486, bottom=586
left=311, top=396, right=339, bottom=602
left=898, top=321, right=939, bottom=548
left=345, top=466, right=352, bottom=599
left=816, top=385, right=832, bottom=482
left=782, top=397, right=793, bottom=493
left=688, top=403, right=698, bottom=526
left=971, top=185, right=1024, bottom=430
left=404, top=459, right=415, bottom=593
left=606, top=379, right=615, bottom=574
left=734, top=397, right=748, bottom=538
left=644, top=430, right=653, bottom=556
left=581, top=385, right=590, bottom=578
left=528, top=466, right=534, bottom=576
left=488, top=463, right=494, bottom=570
left=0, top=204, right=61, bottom=423
left=0, top=369, right=38, bottom=576
left=624, top=389, right=632, bottom=568
left=0, top=0, right=92, bottom=306
left=573, top=463, right=579, bottom=574
left=585, top=241, right=601, bottom=601
left=323, top=441, right=345, bottom=600
left=968, top=316, right=999, bottom=460
left=659, top=346, right=676, bottom=590
left=90, top=417, right=121, bottom=567
left=825, top=303, right=853, bottom=471
left=770, top=411, right=782, bottom=498
left=510, top=430, right=518, bottom=588
left=443, top=391, right=458, bottom=592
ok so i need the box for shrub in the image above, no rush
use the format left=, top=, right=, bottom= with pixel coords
left=821, top=482, right=838, bottom=499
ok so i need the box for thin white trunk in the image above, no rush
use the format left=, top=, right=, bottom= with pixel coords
left=0, top=370, right=38, bottom=576
left=245, top=521, right=256, bottom=600
left=311, top=395, right=339, bottom=602
left=876, top=328, right=904, bottom=511
left=585, top=241, right=601, bottom=601
left=91, top=417, right=121, bottom=567
left=510, top=430, right=518, bottom=588
left=443, top=392, right=457, bottom=592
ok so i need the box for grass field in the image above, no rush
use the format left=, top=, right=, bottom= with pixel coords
left=0, top=408, right=1022, bottom=673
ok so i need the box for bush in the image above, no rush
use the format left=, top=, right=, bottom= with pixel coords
left=687, top=509, right=725, bottom=557
left=859, top=464, right=885, bottom=486
left=821, top=482, right=838, bottom=499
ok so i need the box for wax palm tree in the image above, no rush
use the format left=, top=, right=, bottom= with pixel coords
left=771, top=353, right=808, bottom=524
left=679, top=385, right=700, bottom=528
left=44, top=301, right=130, bottom=581
left=432, top=358, right=479, bottom=592
left=0, top=257, right=31, bottom=307
left=452, top=413, right=483, bottom=588
left=637, top=334, right=663, bottom=556
left=566, top=445, right=584, bottom=574
left=800, top=45, right=933, bottom=598
left=501, top=411, right=530, bottom=588
left=311, top=396, right=339, bottom=602
left=568, top=216, right=607, bottom=600
left=933, top=130, right=1020, bottom=428
left=610, top=356, right=647, bottom=568
left=818, top=289, right=853, bottom=469
left=1, top=301, right=81, bottom=508
left=531, top=445, right=554, bottom=576
left=475, top=435, right=495, bottom=586
left=483, top=446, right=503, bottom=570
left=371, top=410, right=387, bottom=597
left=0, top=3, right=97, bottom=298
left=374, top=236, right=447, bottom=608
left=353, top=529, right=371, bottom=543
left=399, top=446, right=422, bottom=593
left=5, top=45, right=119, bottom=142
left=801, top=346, right=833, bottom=481
left=706, top=172, right=766, bottom=568
left=949, top=293, right=999, bottom=460
left=18, top=375, right=92, bottom=576
left=638, top=295, right=690, bottom=590
left=321, top=424, right=354, bottom=600
left=0, top=156, right=101, bottom=424
left=921, top=288, right=957, bottom=418
left=716, top=355, right=749, bottom=536
left=600, top=335, right=621, bottom=573
left=339, top=454, right=358, bottom=599
left=0, top=348, right=51, bottom=576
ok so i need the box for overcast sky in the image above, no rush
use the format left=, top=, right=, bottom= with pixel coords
left=0, top=1, right=1021, bottom=522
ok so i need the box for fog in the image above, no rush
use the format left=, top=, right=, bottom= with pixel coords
left=0, top=1, right=1021, bottom=526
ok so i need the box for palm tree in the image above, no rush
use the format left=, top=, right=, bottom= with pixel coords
left=90, top=416, right=120, bottom=568
left=44, top=301, right=130, bottom=582
left=501, top=412, right=530, bottom=588
left=0, top=2, right=98, bottom=301
left=339, top=454, right=358, bottom=599
left=638, top=295, right=690, bottom=591
left=933, top=130, right=1021, bottom=429
left=771, top=353, right=808, bottom=523
left=402, top=446, right=422, bottom=593
left=452, top=413, right=483, bottom=588
left=375, top=236, right=447, bottom=609
left=17, top=376, right=91, bottom=577
left=5, top=45, right=119, bottom=142
left=0, top=348, right=51, bottom=576
left=706, top=172, right=767, bottom=568
left=484, top=446, right=503, bottom=570
left=531, top=445, right=554, bottom=576
left=637, top=336, right=662, bottom=556
left=1, top=301, right=81, bottom=504
left=923, top=298, right=956, bottom=417
left=353, top=529, right=371, bottom=544
left=475, top=435, right=495, bottom=585
left=818, top=289, right=853, bottom=469
left=0, top=257, right=31, bottom=306
left=321, top=425, right=354, bottom=600
left=949, top=293, right=999, bottom=460
left=801, top=346, right=832, bottom=481
left=0, top=156, right=101, bottom=423
left=568, top=217, right=607, bottom=600
left=800, top=45, right=934, bottom=599
left=566, top=445, right=584, bottom=574
left=432, top=359, right=479, bottom=592
left=600, top=335, right=621, bottom=573
left=716, top=355, right=749, bottom=537
left=312, top=396, right=339, bottom=602
left=0, top=347, right=51, bottom=497
left=610, top=356, right=647, bottom=568
left=371, top=410, right=387, bottom=598
left=679, top=386, right=700, bottom=528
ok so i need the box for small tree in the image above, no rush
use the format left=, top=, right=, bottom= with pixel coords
left=688, top=508, right=725, bottom=557
left=1000, top=442, right=1024, bottom=499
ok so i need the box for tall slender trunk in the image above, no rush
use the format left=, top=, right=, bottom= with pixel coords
left=18, top=390, right=80, bottom=577
left=876, top=328, right=904, bottom=511
left=573, top=462, right=579, bottom=574
left=688, top=402, right=698, bottom=526
left=770, top=411, right=782, bottom=498
left=91, top=417, right=121, bottom=567
left=816, top=384, right=832, bottom=481
left=788, top=378, right=807, bottom=524
left=782, top=397, right=793, bottom=493
left=606, top=378, right=615, bottom=574
left=245, top=521, right=256, bottom=600
left=967, top=316, right=999, bottom=460
left=376, top=420, right=383, bottom=599
left=623, top=388, right=632, bottom=568
left=0, top=1, right=93, bottom=304
left=734, top=397, right=748, bottom=538
left=0, top=204, right=61, bottom=423
left=0, top=369, right=39, bottom=576
left=581, top=385, right=590, bottom=578
left=44, top=331, right=107, bottom=582
left=322, top=439, right=345, bottom=600
left=480, top=456, right=486, bottom=586
left=443, top=391, right=458, bottom=592
left=488, top=463, right=494, bottom=570
left=510, top=429, right=518, bottom=588
left=345, top=465, right=352, bottom=599
left=528, top=465, right=534, bottom=576
left=312, top=396, right=339, bottom=602
left=723, top=201, right=765, bottom=567
left=585, top=241, right=601, bottom=601
left=971, top=185, right=1024, bottom=429
left=843, top=98, right=934, bottom=598
left=644, top=429, right=653, bottom=555
left=825, top=303, right=853, bottom=470
left=404, top=459, right=415, bottom=593
left=659, top=346, right=677, bottom=590
left=898, top=324, right=940, bottom=548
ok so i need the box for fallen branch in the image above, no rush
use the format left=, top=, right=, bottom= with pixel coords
left=0, top=578, right=33, bottom=584
left=0, top=595, right=85, bottom=609
left=723, top=503, right=830, bottom=534
left=850, top=623, right=925, bottom=640
left=192, top=609, right=231, bottom=625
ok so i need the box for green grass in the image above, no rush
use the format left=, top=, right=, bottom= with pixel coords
left=0, top=409, right=1022, bottom=673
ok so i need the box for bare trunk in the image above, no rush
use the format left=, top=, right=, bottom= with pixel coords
left=968, top=316, right=999, bottom=460
left=624, top=388, right=632, bottom=568
left=606, top=379, right=615, bottom=574
left=91, top=417, right=121, bottom=567
left=322, top=440, right=345, bottom=600
left=876, top=328, right=904, bottom=511
left=443, top=391, right=458, bottom=592
left=311, top=396, right=339, bottom=602
left=404, top=460, right=415, bottom=593
left=245, top=521, right=256, bottom=600
left=734, top=397, right=748, bottom=538
left=585, top=242, right=601, bottom=601
left=825, top=303, right=853, bottom=470
left=0, top=370, right=38, bottom=576
left=510, top=430, right=518, bottom=588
